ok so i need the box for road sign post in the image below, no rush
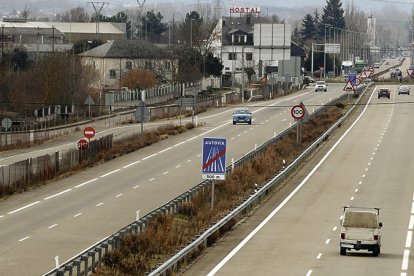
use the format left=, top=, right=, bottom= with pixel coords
left=77, top=138, right=89, bottom=151
left=83, top=126, right=95, bottom=143
left=202, top=137, right=227, bottom=209
left=291, top=103, right=307, bottom=145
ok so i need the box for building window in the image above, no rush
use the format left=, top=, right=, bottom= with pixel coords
left=236, top=35, right=246, bottom=43
left=109, top=69, right=116, bottom=78
left=225, top=67, right=230, bottom=70
left=145, top=61, right=152, bottom=69
left=246, top=53, right=253, bottom=61
left=164, top=61, right=171, bottom=70
left=236, top=67, right=242, bottom=71
left=228, top=53, right=237, bottom=60
left=126, top=61, right=132, bottom=69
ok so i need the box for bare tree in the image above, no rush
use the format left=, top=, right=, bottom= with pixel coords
left=58, top=7, right=91, bottom=22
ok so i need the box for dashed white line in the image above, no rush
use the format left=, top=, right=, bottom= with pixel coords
left=133, top=185, right=140, bottom=189
left=176, top=165, right=181, bottom=168
left=411, top=203, right=414, bottom=215
left=100, top=169, right=120, bottom=178
left=333, top=226, right=338, bottom=231
left=75, top=178, right=98, bottom=188
left=116, top=194, right=123, bottom=198
left=197, top=154, right=201, bottom=157
left=123, top=160, right=141, bottom=168
left=365, top=168, right=369, bottom=171
left=368, top=162, right=371, bottom=166
left=371, top=157, right=374, bottom=160
left=8, top=201, right=41, bottom=215
left=238, top=134, right=241, bottom=137
left=0, top=215, right=4, bottom=218
left=142, top=153, right=157, bottom=160
left=402, top=249, right=410, bottom=270
left=355, top=188, right=359, bottom=193
left=306, top=270, right=313, bottom=276
left=96, top=203, right=104, bottom=207
left=163, top=171, right=169, bottom=175
left=409, top=215, right=414, bottom=230
left=44, top=189, right=72, bottom=200
left=48, top=224, right=58, bottom=229
left=316, top=253, right=322, bottom=259
left=339, top=215, right=344, bottom=220
left=149, top=178, right=155, bottom=182
left=231, top=137, right=235, bottom=140
left=325, top=239, right=331, bottom=245
left=74, top=213, right=82, bottom=217
left=19, top=236, right=29, bottom=242
left=362, top=174, right=366, bottom=178
left=187, top=160, right=192, bottom=163
left=404, top=228, right=413, bottom=248
left=350, top=197, right=354, bottom=201
left=358, top=181, right=362, bottom=185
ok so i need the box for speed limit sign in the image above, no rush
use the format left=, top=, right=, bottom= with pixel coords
left=291, top=105, right=305, bottom=120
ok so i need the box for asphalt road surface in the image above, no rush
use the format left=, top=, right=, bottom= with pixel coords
left=184, top=85, right=414, bottom=276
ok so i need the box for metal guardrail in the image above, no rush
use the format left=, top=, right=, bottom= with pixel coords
left=44, top=84, right=371, bottom=276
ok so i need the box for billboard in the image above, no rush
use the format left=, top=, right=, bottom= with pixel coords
left=253, top=24, right=291, bottom=61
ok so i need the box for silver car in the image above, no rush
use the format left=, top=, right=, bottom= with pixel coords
left=233, top=109, right=252, bottom=125
left=398, top=85, right=410, bottom=95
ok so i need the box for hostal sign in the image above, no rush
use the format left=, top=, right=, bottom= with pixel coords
left=229, top=6, right=261, bottom=14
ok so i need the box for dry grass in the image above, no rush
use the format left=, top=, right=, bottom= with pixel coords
left=94, top=105, right=346, bottom=275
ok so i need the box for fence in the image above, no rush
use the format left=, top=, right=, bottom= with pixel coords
left=44, top=83, right=371, bottom=276
left=0, top=135, right=113, bottom=195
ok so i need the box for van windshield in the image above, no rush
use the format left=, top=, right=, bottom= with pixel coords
left=343, top=211, right=378, bottom=228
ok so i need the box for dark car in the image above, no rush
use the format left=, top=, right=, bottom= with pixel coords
left=398, top=85, right=410, bottom=95
left=378, top=88, right=390, bottom=99
left=233, top=109, right=252, bottom=125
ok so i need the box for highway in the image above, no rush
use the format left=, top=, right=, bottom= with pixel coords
left=0, top=84, right=348, bottom=275
left=184, top=85, right=414, bottom=276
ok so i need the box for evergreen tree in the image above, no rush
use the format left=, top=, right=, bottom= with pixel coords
left=301, top=14, right=317, bottom=42
left=321, top=0, right=345, bottom=29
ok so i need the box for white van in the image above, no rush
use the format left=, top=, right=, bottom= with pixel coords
left=340, top=207, right=383, bottom=256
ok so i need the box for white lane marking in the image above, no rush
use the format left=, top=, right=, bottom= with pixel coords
left=316, top=253, right=322, bottom=259
left=163, top=171, right=169, bottom=175
left=96, top=203, right=104, bottom=207
left=333, top=226, right=338, bottom=231
left=19, top=236, right=29, bottom=242
left=355, top=188, right=359, bottom=193
left=207, top=90, right=375, bottom=275
left=372, top=152, right=376, bottom=155
left=123, top=160, right=141, bottom=168
left=339, top=215, right=344, bottom=220
left=116, top=194, right=123, bottom=198
left=100, top=169, right=120, bottom=178
left=231, top=137, right=235, bottom=140
left=412, top=193, right=414, bottom=201
left=362, top=174, right=366, bottom=178
left=75, top=178, right=98, bottom=188
left=405, top=231, right=412, bottom=248
left=237, top=134, right=241, bottom=137
left=408, top=215, right=414, bottom=230
left=350, top=197, right=354, bottom=201
left=371, top=157, right=374, bottom=160
left=281, top=118, right=287, bottom=122
left=365, top=168, right=368, bottom=171
left=133, top=185, right=140, bottom=189
left=74, top=213, right=82, bottom=217
left=325, top=239, right=331, bottom=245
left=368, top=163, right=371, bottom=166
left=48, top=224, right=58, bottom=229
left=402, top=249, right=410, bottom=270
left=44, top=189, right=72, bottom=200
left=8, top=201, right=41, bottom=215
left=187, top=160, right=191, bottom=163
left=176, top=165, right=181, bottom=168
left=411, top=203, right=414, bottom=215
left=358, top=181, right=362, bottom=185
left=142, top=153, right=157, bottom=160
left=0, top=215, right=3, bottom=218
left=149, top=178, right=155, bottom=182
left=197, top=154, right=201, bottom=157
left=186, top=137, right=197, bottom=142
left=401, top=273, right=407, bottom=276
left=306, top=270, right=313, bottom=276
left=173, top=141, right=186, bottom=147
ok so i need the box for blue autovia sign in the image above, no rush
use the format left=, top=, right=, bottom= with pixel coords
left=202, top=137, right=227, bottom=180
left=348, top=73, right=357, bottom=86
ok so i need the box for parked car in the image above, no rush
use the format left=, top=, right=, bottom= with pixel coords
left=378, top=88, right=390, bottom=99
left=398, top=85, right=410, bottom=95
left=314, top=80, right=327, bottom=92
left=233, top=109, right=252, bottom=125
left=303, top=76, right=315, bottom=85
left=340, top=207, right=382, bottom=256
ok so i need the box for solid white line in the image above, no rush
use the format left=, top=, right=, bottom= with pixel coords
left=325, top=239, right=331, bottom=245
left=149, top=178, right=155, bottom=182
left=48, top=224, right=58, bottom=229
left=409, top=215, right=414, bottom=230
left=8, top=201, right=41, bottom=215
left=142, top=153, right=157, bottom=160
left=74, top=213, right=82, bottom=217
left=406, top=231, right=412, bottom=248
left=333, top=226, right=338, bottom=231
left=306, top=270, right=313, bottom=276
left=44, top=189, right=72, bottom=200
left=173, top=141, right=186, bottom=147
left=402, top=249, right=410, bottom=270
left=75, top=178, right=98, bottom=188
left=96, top=203, right=104, bottom=207
left=207, top=90, right=375, bottom=275
left=100, top=169, right=120, bottom=178
left=411, top=203, right=414, bottom=215
left=186, top=137, right=197, bottom=142
left=116, top=194, right=123, bottom=198
left=158, top=147, right=172, bottom=154
left=316, top=253, right=322, bottom=259
left=123, top=160, right=141, bottom=168
left=412, top=193, right=414, bottom=201
left=19, top=236, right=29, bottom=242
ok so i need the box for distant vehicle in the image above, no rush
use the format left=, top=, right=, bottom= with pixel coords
left=373, top=63, right=380, bottom=68
left=314, top=81, right=327, bottom=92
left=233, top=109, right=252, bottom=125
left=303, top=76, right=315, bottom=85
left=340, top=207, right=382, bottom=256
left=378, top=88, right=390, bottom=99
left=354, top=60, right=368, bottom=73
left=398, top=85, right=410, bottom=95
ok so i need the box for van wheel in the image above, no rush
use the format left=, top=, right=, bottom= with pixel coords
left=372, top=247, right=380, bottom=257
left=340, top=247, right=346, bottom=256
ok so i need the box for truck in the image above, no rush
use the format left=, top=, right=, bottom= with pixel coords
left=339, top=207, right=383, bottom=256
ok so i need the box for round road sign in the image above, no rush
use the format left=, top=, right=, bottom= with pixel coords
left=77, top=138, right=89, bottom=151
left=83, top=126, right=96, bottom=139
left=291, top=105, right=305, bottom=120
left=1, top=118, right=12, bottom=129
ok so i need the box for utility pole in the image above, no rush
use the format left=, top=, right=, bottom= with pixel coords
left=88, top=2, right=108, bottom=40
left=1, top=24, right=4, bottom=66
left=137, top=0, right=146, bottom=40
